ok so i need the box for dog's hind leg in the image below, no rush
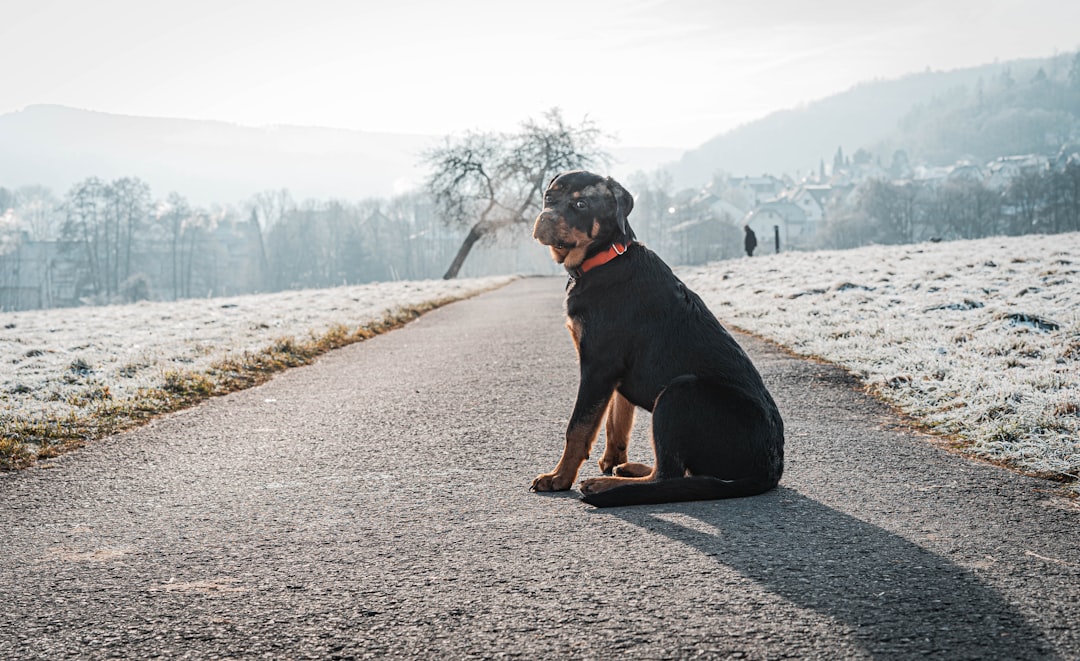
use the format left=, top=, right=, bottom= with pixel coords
left=579, top=470, right=655, bottom=496
left=613, top=462, right=652, bottom=477
left=582, top=377, right=784, bottom=507
left=652, top=375, right=778, bottom=482
left=599, top=392, right=636, bottom=474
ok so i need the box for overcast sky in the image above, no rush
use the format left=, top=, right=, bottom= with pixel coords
left=3, top=0, right=1079, bottom=149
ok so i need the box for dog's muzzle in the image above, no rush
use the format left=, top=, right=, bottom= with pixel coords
left=532, top=210, right=561, bottom=244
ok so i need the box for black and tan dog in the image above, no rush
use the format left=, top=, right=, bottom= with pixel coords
left=531, top=170, right=784, bottom=507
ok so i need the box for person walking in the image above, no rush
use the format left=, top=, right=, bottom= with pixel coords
left=744, top=224, right=758, bottom=257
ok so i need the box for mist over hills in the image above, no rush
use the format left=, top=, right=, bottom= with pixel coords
left=0, top=105, right=437, bottom=204
left=0, top=105, right=682, bottom=204
left=3, top=50, right=1075, bottom=203
left=669, top=53, right=1076, bottom=187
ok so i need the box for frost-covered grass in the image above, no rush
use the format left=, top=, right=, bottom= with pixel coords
left=681, top=232, right=1080, bottom=491
left=0, top=276, right=514, bottom=468
left=4, top=236, right=1078, bottom=493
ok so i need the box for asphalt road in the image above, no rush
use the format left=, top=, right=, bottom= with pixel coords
left=1, top=277, right=1078, bottom=660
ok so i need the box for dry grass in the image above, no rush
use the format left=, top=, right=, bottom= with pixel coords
left=1, top=294, right=488, bottom=469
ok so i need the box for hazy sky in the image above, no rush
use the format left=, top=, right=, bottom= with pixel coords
left=3, top=0, right=1079, bottom=148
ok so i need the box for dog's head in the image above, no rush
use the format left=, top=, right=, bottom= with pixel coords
left=532, top=170, right=635, bottom=270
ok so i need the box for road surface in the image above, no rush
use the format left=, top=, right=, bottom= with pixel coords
left=1, top=277, right=1078, bottom=659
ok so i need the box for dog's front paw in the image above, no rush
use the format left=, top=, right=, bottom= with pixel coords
left=598, top=453, right=627, bottom=475
left=531, top=471, right=574, bottom=492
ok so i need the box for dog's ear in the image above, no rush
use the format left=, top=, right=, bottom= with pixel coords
left=606, top=177, right=636, bottom=241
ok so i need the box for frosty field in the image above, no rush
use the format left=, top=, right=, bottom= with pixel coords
left=682, top=232, right=1079, bottom=491
left=2, top=234, right=1078, bottom=495
left=0, top=276, right=514, bottom=467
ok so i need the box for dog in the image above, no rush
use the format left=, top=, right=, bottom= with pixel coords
left=530, top=170, right=784, bottom=507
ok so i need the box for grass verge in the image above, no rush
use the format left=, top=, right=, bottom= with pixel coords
left=0, top=296, right=466, bottom=470
left=729, top=322, right=1078, bottom=497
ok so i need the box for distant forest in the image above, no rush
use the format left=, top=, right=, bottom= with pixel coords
left=0, top=181, right=553, bottom=311
left=814, top=53, right=1080, bottom=246
left=672, top=51, right=1080, bottom=186
left=878, top=53, right=1080, bottom=164
left=818, top=162, right=1080, bottom=248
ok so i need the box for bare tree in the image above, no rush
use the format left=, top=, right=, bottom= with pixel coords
left=179, top=207, right=217, bottom=298
left=626, top=170, right=676, bottom=256
left=1005, top=170, right=1047, bottom=235
left=61, top=178, right=107, bottom=298
left=858, top=179, right=921, bottom=244
left=424, top=108, right=610, bottom=279
left=106, top=177, right=151, bottom=292
left=60, top=177, right=152, bottom=301
left=249, top=188, right=294, bottom=230
left=931, top=180, right=1002, bottom=239
left=153, top=192, right=192, bottom=300
left=248, top=189, right=294, bottom=290
left=15, top=185, right=61, bottom=240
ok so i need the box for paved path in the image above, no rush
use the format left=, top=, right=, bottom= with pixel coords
left=1, top=278, right=1078, bottom=659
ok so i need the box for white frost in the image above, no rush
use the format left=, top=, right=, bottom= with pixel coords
left=3, top=233, right=1078, bottom=492
left=1, top=276, right=514, bottom=427
left=680, top=232, right=1079, bottom=487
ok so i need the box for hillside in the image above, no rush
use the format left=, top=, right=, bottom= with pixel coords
left=670, top=53, right=1077, bottom=187
left=0, top=106, right=681, bottom=204
left=0, top=105, right=437, bottom=204
left=6, top=51, right=1076, bottom=203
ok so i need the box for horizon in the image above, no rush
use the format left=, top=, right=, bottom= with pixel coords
left=3, top=0, right=1079, bottom=150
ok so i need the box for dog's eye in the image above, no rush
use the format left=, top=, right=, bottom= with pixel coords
left=573, top=200, right=588, bottom=210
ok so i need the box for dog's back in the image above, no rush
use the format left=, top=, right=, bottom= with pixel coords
left=567, top=243, right=779, bottom=416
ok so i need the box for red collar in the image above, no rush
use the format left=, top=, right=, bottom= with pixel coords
left=574, top=242, right=630, bottom=277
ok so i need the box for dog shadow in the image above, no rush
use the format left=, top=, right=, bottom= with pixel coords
left=594, top=487, right=1056, bottom=659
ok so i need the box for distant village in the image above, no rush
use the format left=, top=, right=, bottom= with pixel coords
left=668, top=145, right=1080, bottom=257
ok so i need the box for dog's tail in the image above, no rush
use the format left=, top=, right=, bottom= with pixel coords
left=580, top=476, right=776, bottom=508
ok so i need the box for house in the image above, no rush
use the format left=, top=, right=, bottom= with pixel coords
left=986, top=154, right=1049, bottom=189
left=912, top=165, right=952, bottom=187
left=0, top=233, right=90, bottom=310
left=946, top=162, right=986, bottom=183
left=657, top=190, right=749, bottom=264
left=730, top=175, right=786, bottom=208
left=739, top=182, right=834, bottom=252
left=688, top=192, right=747, bottom=220
left=828, top=162, right=889, bottom=187
left=744, top=201, right=812, bottom=252
left=780, top=185, right=831, bottom=223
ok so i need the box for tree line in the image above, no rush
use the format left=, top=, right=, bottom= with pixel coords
left=819, top=160, right=1080, bottom=248
left=883, top=52, right=1080, bottom=167
left=1, top=108, right=604, bottom=310
left=0, top=178, right=540, bottom=309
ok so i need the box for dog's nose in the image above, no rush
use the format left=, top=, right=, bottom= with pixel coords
left=533, top=210, right=558, bottom=238
left=536, top=209, right=557, bottom=224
